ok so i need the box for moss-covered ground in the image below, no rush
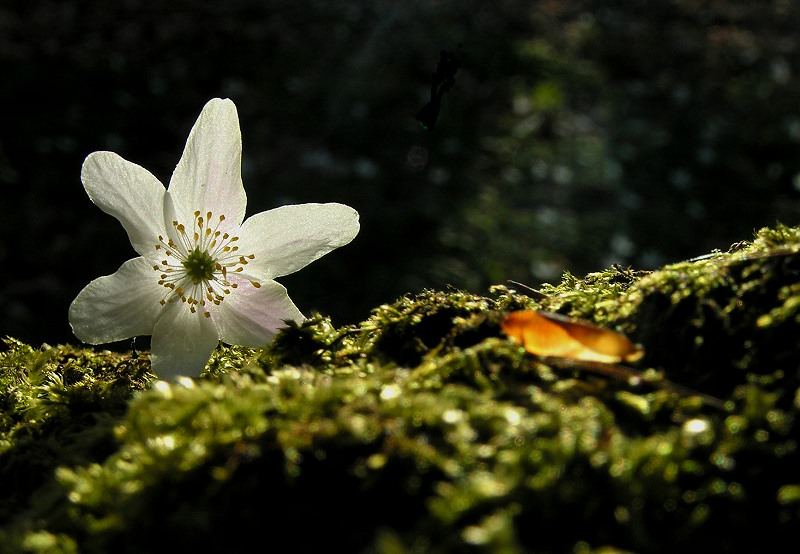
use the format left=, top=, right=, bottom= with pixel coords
left=1, top=225, right=799, bottom=553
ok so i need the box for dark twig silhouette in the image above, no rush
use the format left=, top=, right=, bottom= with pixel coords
left=416, top=50, right=460, bottom=130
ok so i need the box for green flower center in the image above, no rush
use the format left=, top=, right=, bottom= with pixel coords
left=182, top=247, right=216, bottom=284
left=151, top=210, right=259, bottom=318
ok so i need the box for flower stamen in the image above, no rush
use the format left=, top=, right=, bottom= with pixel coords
left=152, top=210, right=260, bottom=317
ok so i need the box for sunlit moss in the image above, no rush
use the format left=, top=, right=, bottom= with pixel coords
left=1, top=224, right=799, bottom=552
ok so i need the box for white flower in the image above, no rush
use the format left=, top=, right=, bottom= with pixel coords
left=69, top=98, right=359, bottom=378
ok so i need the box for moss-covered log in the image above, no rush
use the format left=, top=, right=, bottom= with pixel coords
left=1, top=225, right=799, bottom=553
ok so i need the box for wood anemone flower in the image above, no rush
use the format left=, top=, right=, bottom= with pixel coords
left=69, top=98, right=360, bottom=378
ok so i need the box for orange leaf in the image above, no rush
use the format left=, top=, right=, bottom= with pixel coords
left=501, top=310, right=644, bottom=364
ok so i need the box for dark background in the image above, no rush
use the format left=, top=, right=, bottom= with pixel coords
left=2, top=0, right=800, bottom=345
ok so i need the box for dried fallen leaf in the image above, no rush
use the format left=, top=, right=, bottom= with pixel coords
left=501, top=310, right=644, bottom=364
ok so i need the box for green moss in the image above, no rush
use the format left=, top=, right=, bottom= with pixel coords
left=2, top=225, right=799, bottom=552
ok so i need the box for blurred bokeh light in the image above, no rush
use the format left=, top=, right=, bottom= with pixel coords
left=2, top=0, right=799, bottom=344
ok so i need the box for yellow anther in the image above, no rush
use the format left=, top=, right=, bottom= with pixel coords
left=150, top=212, right=247, bottom=314
left=250, top=280, right=262, bottom=288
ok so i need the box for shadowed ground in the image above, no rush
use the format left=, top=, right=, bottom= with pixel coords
left=0, top=224, right=798, bottom=553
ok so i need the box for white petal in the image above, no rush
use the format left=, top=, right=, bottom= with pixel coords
left=162, top=191, right=187, bottom=252
left=216, top=278, right=304, bottom=347
left=150, top=301, right=220, bottom=379
left=168, top=98, right=247, bottom=226
left=81, top=152, right=167, bottom=258
left=69, top=257, right=164, bottom=344
left=237, top=203, right=360, bottom=279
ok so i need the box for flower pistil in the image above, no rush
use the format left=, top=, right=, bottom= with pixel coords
left=153, top=209, right=257, bottom=317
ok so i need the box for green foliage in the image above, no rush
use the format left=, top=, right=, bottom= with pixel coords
left=439, top=0, right=800, bottom=289
left=1, top=225, right=799, bottom=552
left=0, top=340, right=151, bottom=529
